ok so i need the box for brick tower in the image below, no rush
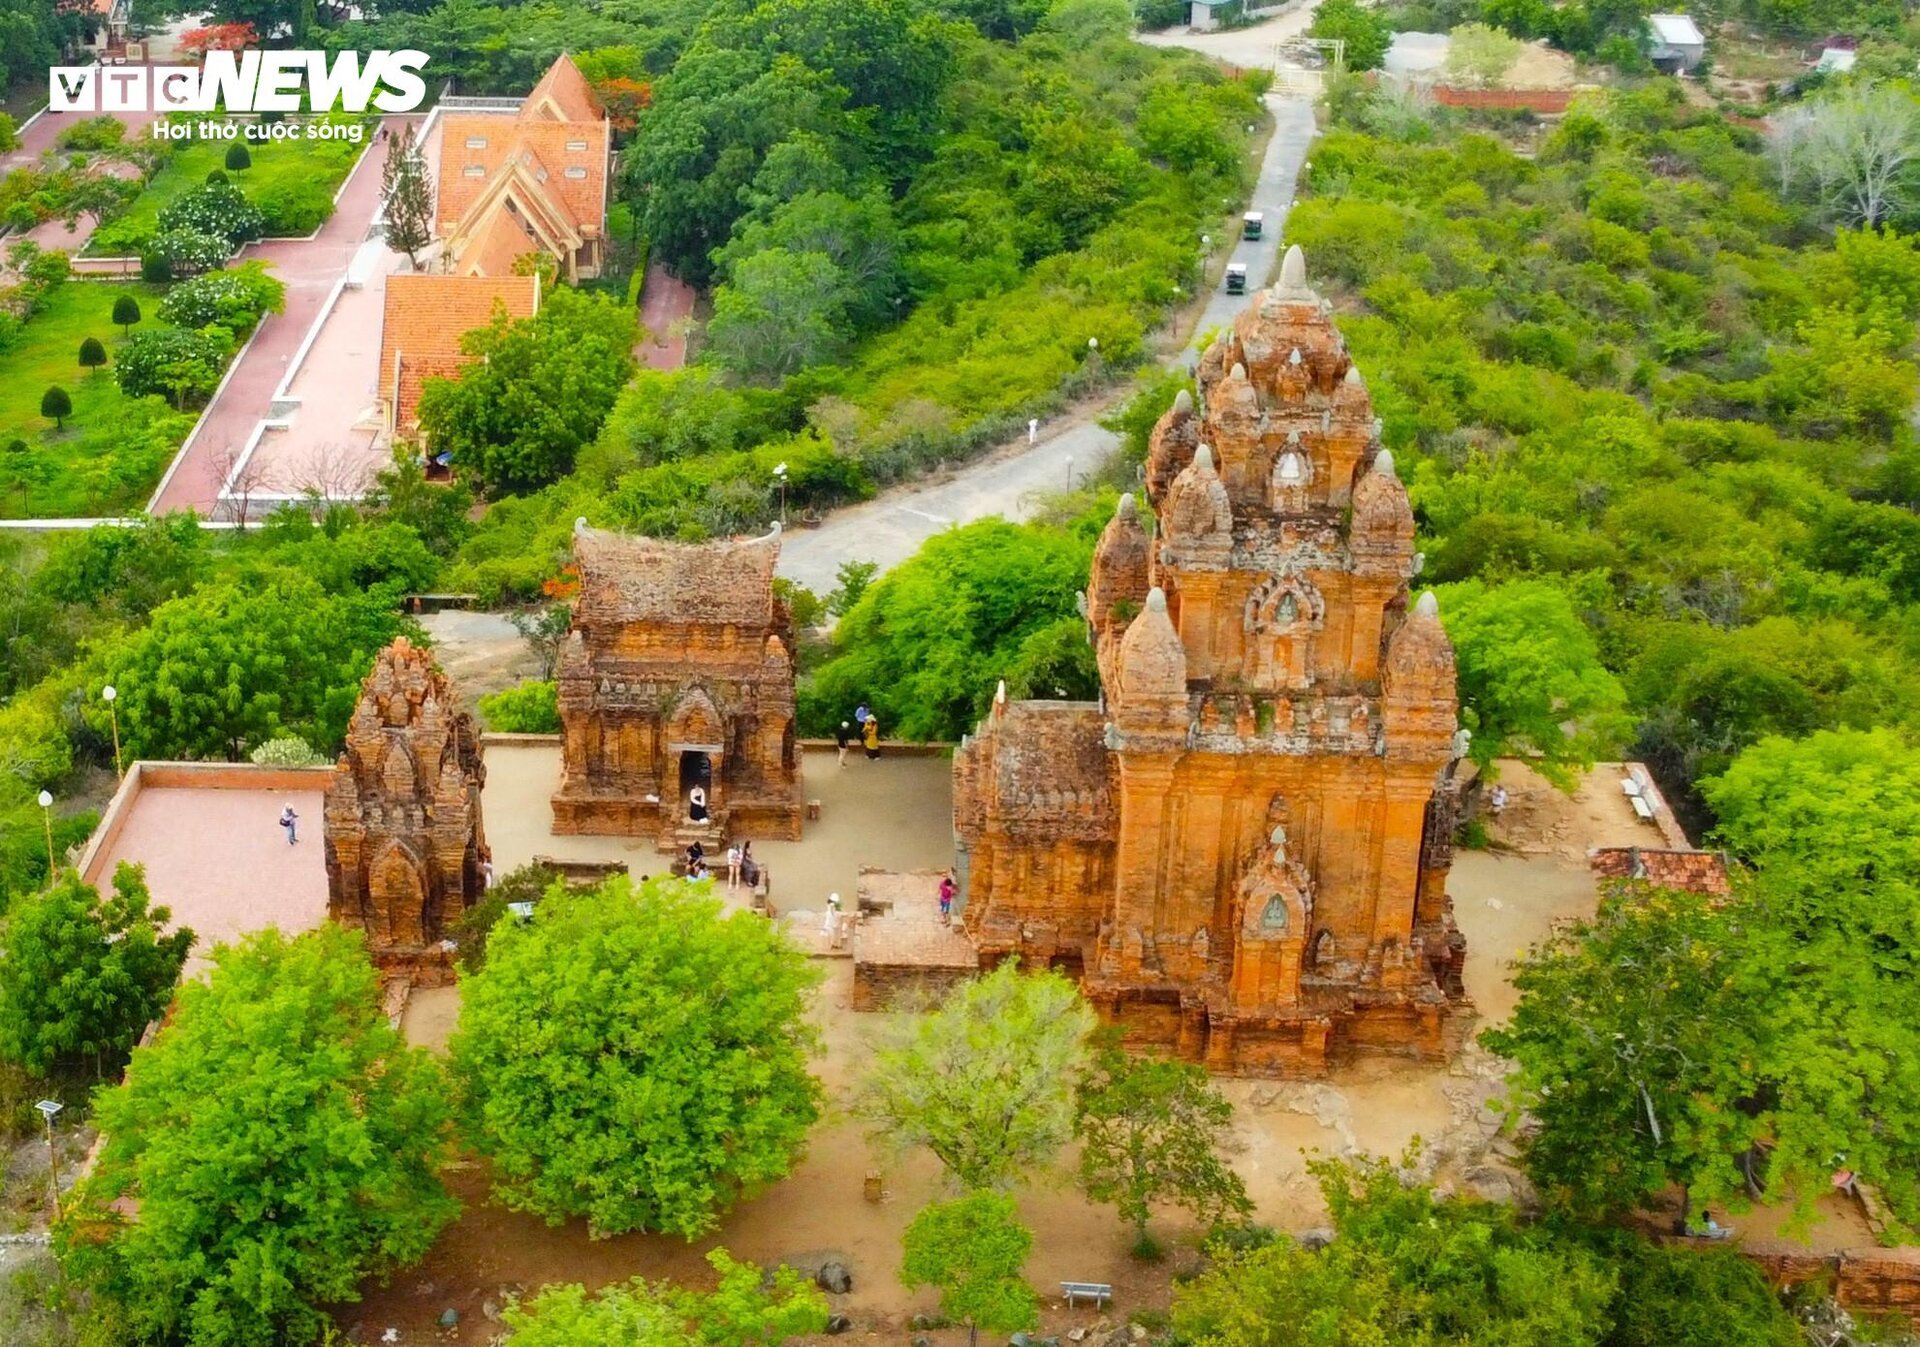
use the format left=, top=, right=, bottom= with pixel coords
left=953, top=247, right=1470, bottom=1074
left=324, top=637, right=489, bottom=985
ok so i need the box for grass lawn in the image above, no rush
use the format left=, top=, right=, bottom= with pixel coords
left=87, top=123, right=367, bottom=256
left=0, top=279, right=195, bottom=520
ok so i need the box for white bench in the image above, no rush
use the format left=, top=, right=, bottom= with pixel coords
left=1620, top=776, right=1642, bottom=797
left=1630, top=794, right=1656, bottom=821
left=1061, top=1281, right=1112, bottom=1309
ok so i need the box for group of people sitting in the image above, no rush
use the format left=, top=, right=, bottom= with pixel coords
left=682, top=838, right=761, bottom=891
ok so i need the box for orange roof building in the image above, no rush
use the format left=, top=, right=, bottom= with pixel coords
left=377, top=273, right=540, bottom=437
left=434, top=53, right=611, bottom=283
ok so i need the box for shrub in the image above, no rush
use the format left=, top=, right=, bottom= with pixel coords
left=223, top=142, right=251, bottom=171
left=155, top=261, right=286, bottom=335
left=78, top=336, right=107, bottom=371
left=40, top=386, right=71, bottom=427
left=156, top=180, right=265, bottom=247
left=248, top=736, right=329, bottom=767
left=56, top=115, right=126, bottom=153
left=139, top=253, right=172, bottom=283
left=112, top=294, right=141, bottom=333
left=248, top=177, right=337, bottom=236
left=203, top=168, right=227, bottom=185
left=475, top=680, right=560, bottom=733
left=114, top=327, right=232, bottom=406
left=143, top=228, right=230, bottom=278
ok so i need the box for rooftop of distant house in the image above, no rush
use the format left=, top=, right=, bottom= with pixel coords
left=1589, top=845, right=1733, bottom=896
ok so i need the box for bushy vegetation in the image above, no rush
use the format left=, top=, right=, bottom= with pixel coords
left=476, top=679, right=561, bottom=733
left=436, top=5, right=1262, bottom=599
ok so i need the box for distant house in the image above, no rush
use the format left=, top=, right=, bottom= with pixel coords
left=1815, top=46, right=1857, bottom=73
left=434, top=54, right=612, bottom=283
left=1646, top=13, right=1706, bottom=72
left=1590, top=846, right=1733, bottom=897
left=378, top=274, right=541, bottom=442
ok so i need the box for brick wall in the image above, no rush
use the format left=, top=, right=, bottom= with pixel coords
left=1741, top=1247, right=1920, bottom=1325
left=851, top=961, right=976, bottom=1012
left=1431, top=87, right=1575, bottom=114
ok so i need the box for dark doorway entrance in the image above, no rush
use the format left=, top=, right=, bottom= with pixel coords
left=678, top=750, right=712, bottom=797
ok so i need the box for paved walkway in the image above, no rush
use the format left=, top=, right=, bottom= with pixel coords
left=776, top=90, right=1320, bottom=594
left=635, top=262, right=695, bottom=370
left=149, top=121, right=409, bottom=516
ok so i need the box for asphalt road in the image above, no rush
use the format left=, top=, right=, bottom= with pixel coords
left=775, top=92, right=1321, bottom=595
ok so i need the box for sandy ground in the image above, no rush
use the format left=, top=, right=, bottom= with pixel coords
left=362, top=830, right=1603, bottom=1344
left=1483, top=760, right=1677, bottom=862
left=417, top=610, right=543, bottom=710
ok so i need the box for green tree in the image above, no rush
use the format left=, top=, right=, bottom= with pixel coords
left=1444, top=22, right=1524, bottom=89
left=900, top=1192, right=1037, bottom=1347
left=477, top=679, right=560, bottom=732
left=451, top=876, right=824, bottom=1238
left=1075, top=1037, right=1251, bottom=1252
left=113, top=326, right=231, bottom=407
left=1481, top=887, right=1758, bottom=1223
left=499, top=1249, right=828, bottom=1346
left=707, top=249, right=852, bottom=380
left=416, top=288, right=635, bottom=494
left=223, top=141, right=251, bottom=171
left=715, top=189, right=904, bottom=334
left=1306, top=0, right=1392, bottom=72
left=0, top=863, right=192, bottom=1078
left=111, top=294, right=141, bottom=335
left=803, top=518, right=1095, bottom=740
left=1173, top=1153, right=1617, bottom=1346
left=1435, top=578, right=1630, bottom=789
left=156, top=179, right=265, bottom=246
left=94, top=572, right=409, bottom=760
left=859, top=960, right=1094, bottom=1190
left=40, top=386, right=71, bottom=429
left=58, top=925, right=458, bottom=1346
left=380, top=123, right=433, bottom=267
left=77, top=337, right=107, bottom=374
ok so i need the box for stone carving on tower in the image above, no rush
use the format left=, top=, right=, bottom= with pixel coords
left=550, top=522, right=804, bottom=845
left=953, top=247, right=1470, bottom=1074
left=324, top=637, right=489, bottom=986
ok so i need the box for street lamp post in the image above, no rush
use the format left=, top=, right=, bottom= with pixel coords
left=102, top=684, right=121, bottom=779
left=772, top=462, right=789, bottom=526
left=35, top=1099, right=62, bottom=1220
left=37, top=789, right=54, bottom=874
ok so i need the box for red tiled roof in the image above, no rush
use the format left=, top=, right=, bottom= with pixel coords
left=523, top=51, right=602, bottom=123
left=1590, top=847, right=1733, bottom=896
left=378, top=274, right=539, bottom=429
left=460, top=208, right=540, bottom=280
left=433, top=54, right=608, bottom=246
left=393, top=353, right=469, bottom=435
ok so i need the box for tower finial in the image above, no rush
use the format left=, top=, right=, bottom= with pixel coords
left=1415, top=590, right=1439, bottom=619
left=1279, top=244, right=1306, bottom=289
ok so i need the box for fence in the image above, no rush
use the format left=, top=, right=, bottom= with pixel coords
left=1429, top=86, right=1575, bottom=113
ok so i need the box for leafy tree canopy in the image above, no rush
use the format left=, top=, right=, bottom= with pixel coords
left=802, top=517, right=1099, bottom=740
left=0, top=862, right=191, bottom=1078
left=500, top=1248, right=828, bottom=1346
left=1075, top=1035, right=1252, bottom=1246
left=92, top=570, right=411, bottom=761
left=451, top=875, right=824, bottom=1238
left=1435, top=577, right=1631, bottom=788
left=859, top=960, right=1094, bottom=1190
left=59, top=924, right=458, bottom=1346
left=900, top=1191, right=1037, bottom=1346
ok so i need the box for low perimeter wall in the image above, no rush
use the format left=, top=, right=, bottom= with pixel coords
left=1742, top=1247, right=1920, bottom=1325
left=76, top=760, right=334, bottom=884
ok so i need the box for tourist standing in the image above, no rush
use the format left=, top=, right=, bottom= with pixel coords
left=823, top=893, right=842, bottom=945
left=863, top=715, right=880, bottom=760
left=854, top=703, right=871, bottom=729
left=689, top=785, right=709, bottom=822
left=938, top=874, right=956, bottom=924
left=836, top=720, right=853, bottom=767
left=726, top=842, right=742, bottom=892
left=278, top=804, right=298, bottom=845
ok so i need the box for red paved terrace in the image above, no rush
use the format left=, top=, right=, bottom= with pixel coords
left=78, top=763, right=330, bottom=977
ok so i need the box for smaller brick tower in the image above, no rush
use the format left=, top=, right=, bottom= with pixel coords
left=324, top=637, right=489, bottom=985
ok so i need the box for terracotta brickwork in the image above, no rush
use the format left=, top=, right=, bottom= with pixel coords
left=954, top=248, right=1471, bottom=1075
left=1741, top=1247, right=1920, bottom=1325
left=551, top=523, right=805, bottom=843
left=324, top=638, right=489, bottom=986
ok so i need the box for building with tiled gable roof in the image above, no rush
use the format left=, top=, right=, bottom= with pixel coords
left=377, top=273, right=540, bottom=438
left=433, top=53, right=611, bottom=282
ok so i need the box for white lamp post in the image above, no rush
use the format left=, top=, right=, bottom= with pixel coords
left=37, top=789, right=53, bottom=873
left=35, top=1099, right=61, bottom=1219
left=102, top=684, right=121, bottom=779
left=772, top=461, right=789, bottom=526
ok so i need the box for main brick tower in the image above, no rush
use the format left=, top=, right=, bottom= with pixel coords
left=953, top=247, right=1470, bottom=1074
